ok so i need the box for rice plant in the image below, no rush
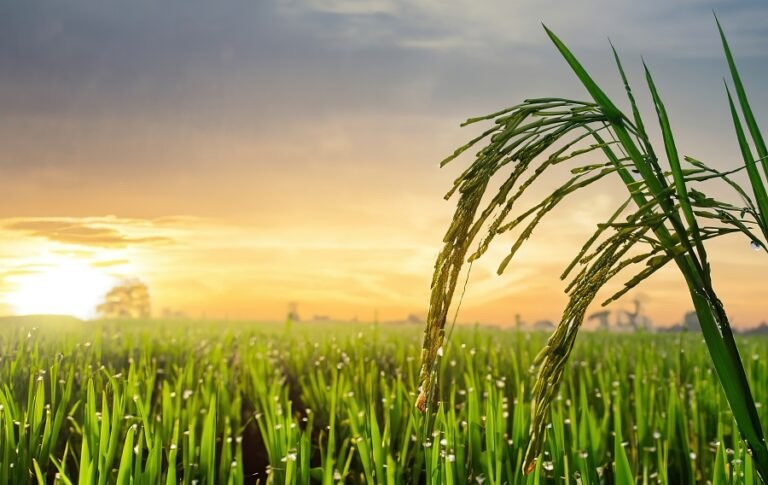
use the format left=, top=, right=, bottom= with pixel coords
left=416, top=15, right=768, bottom=482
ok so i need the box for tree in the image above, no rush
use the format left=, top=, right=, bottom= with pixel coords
left=97, top=279, right=151, bottom=319
left=587, top=309, right=610, bottom=330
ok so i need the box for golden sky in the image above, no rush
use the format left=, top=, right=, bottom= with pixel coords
left=1, top=0, right=768, bottom=327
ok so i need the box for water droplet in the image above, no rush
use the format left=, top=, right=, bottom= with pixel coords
left=281, top=452, right=297, bottom=462
left=543, top=461, right=554, bottom=472
left=751, top=240, right=761, bottom=251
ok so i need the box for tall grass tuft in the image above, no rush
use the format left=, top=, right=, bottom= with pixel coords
left=417, top=16, right=768, bottom=481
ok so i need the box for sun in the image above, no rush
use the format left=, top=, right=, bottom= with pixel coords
left=5, top=258, right=118, bottom=319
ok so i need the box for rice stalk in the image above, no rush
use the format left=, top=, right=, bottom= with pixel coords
left=417, top=17, right=768, bottom=481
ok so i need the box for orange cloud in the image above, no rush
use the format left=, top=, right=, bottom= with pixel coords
left=4, top=219, right=173, bottom=248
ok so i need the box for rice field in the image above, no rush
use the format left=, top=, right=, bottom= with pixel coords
left=0, top=316, right=766, bottom=484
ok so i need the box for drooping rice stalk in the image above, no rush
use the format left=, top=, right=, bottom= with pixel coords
left=417, top=17, right=768, bottom=481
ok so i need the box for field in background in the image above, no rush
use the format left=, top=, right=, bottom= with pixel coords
left=0, top=316, right=766, bottom=484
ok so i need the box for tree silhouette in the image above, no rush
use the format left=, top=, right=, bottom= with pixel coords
left=587, top=309, right=611, bottom=330
left=96, top=279, right=151, bottom=319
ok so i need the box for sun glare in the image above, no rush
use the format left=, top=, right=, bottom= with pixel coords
left=5, top=258, right=117, bottom=319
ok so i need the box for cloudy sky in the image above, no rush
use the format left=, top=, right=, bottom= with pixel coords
left=1, top=0, right=767, bottom=326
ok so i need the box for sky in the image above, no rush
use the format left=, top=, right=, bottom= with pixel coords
left=1, top=0, right=768, bottom=327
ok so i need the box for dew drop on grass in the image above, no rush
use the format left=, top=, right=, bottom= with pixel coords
left=281, top=452, right=297, bottom=462
left=447, top=454, right=456, bottom=462
left=751, top=240, right=761, bottom=251
left=543, top=461, right=554, bottom=472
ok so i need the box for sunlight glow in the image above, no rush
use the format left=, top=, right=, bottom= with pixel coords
left=5, top=258, right=117, bottom=319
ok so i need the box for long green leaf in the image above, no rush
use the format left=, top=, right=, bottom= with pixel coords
left=717, top=15, right=768, bottom=179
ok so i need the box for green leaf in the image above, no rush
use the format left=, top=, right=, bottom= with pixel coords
left=717, top=15, right=768, bottom=180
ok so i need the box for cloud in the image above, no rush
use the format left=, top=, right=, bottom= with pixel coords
left=91, top=259, right=130, bottom=268
left=301, top=0, right=398, bottom=15
left=4, top=219, right=173, bottom=248
left=0, top=268, right=41, bottom=278
left=150, top=216, right=204, bottom=227
left=280, top=0, right=768, bottom=57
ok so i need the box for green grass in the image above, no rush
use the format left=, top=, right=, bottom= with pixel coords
left=1, top=316, right=768, bottom=483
